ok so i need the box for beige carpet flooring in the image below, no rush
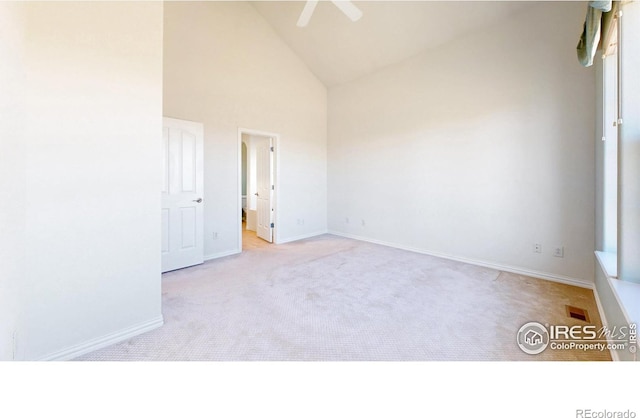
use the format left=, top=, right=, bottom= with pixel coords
left=77, top=233, right=611, bottom=361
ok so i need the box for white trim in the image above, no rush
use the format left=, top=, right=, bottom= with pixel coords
left=595, top=250, right=618, bottom=278
left=328, top=231, right=592, bottom=289
left=237, top=130, right=243, bottom=253
left=603, top=269, right=632, bottom=326
left=606, top=279, right=640, bottom=360
left=38, top=316, right=164, bottom=361
left=593, top=255, right=640, bottom=360
left=278, top=230, right=328, bottom=245
left=609, top=279, right=640, bottom=326
left=595, top=251, right=629, bottom=323
left=204, top=249, right=241, bottom=261
left=592, top=286, right=620, bottom=361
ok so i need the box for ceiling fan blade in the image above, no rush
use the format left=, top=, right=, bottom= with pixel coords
left=330, top=1, right=363, bottom=22
left=297, top=0, right=319, bottom=27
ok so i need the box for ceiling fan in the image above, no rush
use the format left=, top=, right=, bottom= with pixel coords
left=296, top=1, right=363, bottom=27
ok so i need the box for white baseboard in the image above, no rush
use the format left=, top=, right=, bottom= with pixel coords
left=38, top=315, right=164, bottom=361
left=204, top=249, right=241, bottom=261
left=277, top=230, right=328, bottom=245
left=328, top=231, right=592, bottom=289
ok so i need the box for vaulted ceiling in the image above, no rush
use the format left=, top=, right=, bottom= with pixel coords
left=251, top=1, right=537, bottom=87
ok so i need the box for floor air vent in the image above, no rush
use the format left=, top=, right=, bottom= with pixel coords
left=566, top=305, right=590, bottom=322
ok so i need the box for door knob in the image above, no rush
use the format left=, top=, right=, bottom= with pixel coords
left=193, top=198, right=202, bottom=203
left=254, top=193, right=259, bottom=196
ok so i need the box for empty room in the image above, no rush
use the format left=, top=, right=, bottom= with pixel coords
left=2, top=0, right=639, bottom=371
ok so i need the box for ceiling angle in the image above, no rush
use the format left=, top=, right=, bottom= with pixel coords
left=296, top=1, right=363, bottom=28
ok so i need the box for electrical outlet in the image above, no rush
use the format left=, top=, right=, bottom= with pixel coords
left=553, top=246, right=564, bottom=258
left=533, top=243, right=542, bottom=253
left=345, top=217, right=350, bottom=224
left=361, top=219, right=366, bottom=227
left=213, top=232, right=218, bottom=239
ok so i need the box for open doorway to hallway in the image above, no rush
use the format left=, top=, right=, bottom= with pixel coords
left=239, top=129, right=278, bottom=251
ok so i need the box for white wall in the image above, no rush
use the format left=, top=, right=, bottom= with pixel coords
left=164, top=1, right=327, bottom=257
left=328, top=2, right=596, bottom=283
left=2, top=2, right=164, bottom=360
left=0, top=2, right=26, bottom=360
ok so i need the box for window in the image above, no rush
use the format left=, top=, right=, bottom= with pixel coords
left=595, top=4, right=620, bottom=278
left=600, top=28, right=618, bottom=255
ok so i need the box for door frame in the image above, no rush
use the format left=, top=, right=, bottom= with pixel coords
left=237, top=128, right=279, bottom=250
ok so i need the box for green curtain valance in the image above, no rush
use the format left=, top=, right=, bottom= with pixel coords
left=577, top=1, right=612, bottom=66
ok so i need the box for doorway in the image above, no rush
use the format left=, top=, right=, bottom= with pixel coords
left=238, top=128, right=278, bottom=251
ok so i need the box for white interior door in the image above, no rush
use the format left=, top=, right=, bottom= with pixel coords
left=162, top=117, right=204, bottom=272
left=256, top=137, right=273, bottom=243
